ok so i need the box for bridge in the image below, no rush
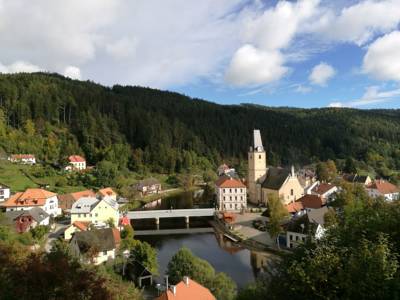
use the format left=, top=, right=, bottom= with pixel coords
left=134, top=227, right=215, bottom=236
left=126, top=208, right=216, bottom=227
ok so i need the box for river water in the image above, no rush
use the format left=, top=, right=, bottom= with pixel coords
left=133, top=190, right=274, bottom=288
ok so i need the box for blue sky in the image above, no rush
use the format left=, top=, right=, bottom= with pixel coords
left=0, top=0, right=400, bottom=108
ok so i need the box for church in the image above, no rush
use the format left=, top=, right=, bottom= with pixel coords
left=247, top=130, right=304, bottom=205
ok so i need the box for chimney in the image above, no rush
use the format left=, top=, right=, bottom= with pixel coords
left=183, top=276, right=190, bottom=286
left=170, top=285, right=177, bottom=295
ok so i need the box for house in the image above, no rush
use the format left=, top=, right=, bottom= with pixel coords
left=366, top=180, right=399, bottom=201
left=69, top=227, right=121, bottom=265
left=65, top=155, right=86, bottom=171
left=261, top=166, right=304, bottom=205
left=217, top=164, right=237, bottom=177
left=70, top=196, right=119, bottom=227
left=155, top=276, right=216, bottom=300
left=1, top=188, right=60, bottom=216
left=215, top=176, right=247, bottom=211
left=285, top=201, right=304, bottom=217
left=0, top=183, right=10, bottom=202
left=286, top=206, right=328, bottom=248
left=136, top=178, right=162, bottom=196
left=98, top=187, right=117, bottom=201
left=64, top=220, right=90, bottom=240
left=57, top=189, right=96, bottom=213
left=2, top=207, right=49, bottom=233
left=310, top=183, right=338, bottom=201
left=8, top=154, right=36, bottom=165
left=298, top=168, right=317, bottom=189
left=342, top=173, right=372, bottom=186
left=298, top=194, right=325, bottom=209
left=247, top=130, right=304, bottom=205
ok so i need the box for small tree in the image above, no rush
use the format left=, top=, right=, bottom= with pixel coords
left=30, top=225, right=49, bottom=241
left=267, top=194, right=288, bottom=248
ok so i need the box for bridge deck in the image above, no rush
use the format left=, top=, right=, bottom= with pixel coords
left=134, top=227, right=215, bottom=236
left=127, top=208, right=215, bottom=220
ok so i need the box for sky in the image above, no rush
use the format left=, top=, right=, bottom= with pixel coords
left=0, top=0, right=400, bottom=109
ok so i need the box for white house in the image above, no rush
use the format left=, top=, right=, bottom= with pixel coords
left=0, top=184, right=11, bottom=202
left=8, top=154, right=36, bottom=165
left=70, top=196, right=119, bottom=227
left=310, top=182, right=338, bottom=201
left=215, top=176, right=247, bottom=211
left=65, top=155, right=86, bottom=171
left=1, top=188, right=60, bottom=217
left=286, top=206, right=328, bottom=248
left=366, top=180, right=399, bottom=201
left=69, top=227, right=120, bottom=265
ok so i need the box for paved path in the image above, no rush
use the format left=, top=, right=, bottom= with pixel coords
left=232, top=213, right=275, bottom=247
left=44, top=223, right=68, bottom=252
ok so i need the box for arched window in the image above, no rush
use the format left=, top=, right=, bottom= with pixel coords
left=290, top=189, right=294, bottom=196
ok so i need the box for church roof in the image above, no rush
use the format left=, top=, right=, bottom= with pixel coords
left=261, top=167, right=290, bottom=190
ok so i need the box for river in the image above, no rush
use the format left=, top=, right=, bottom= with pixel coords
left=133, top=190, right=274, bottom=288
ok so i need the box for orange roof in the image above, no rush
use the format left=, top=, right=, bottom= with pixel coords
left=71, top=190, right=96, bottom=200
left=1, top=188, right=56, bottom=207
left=285, top=201, right=304, bottom=213
left=155, top=278, right=215, bottom=300
left=215, top=176, right=246, bottom=188
left=72, top=221, right=90, bottom=231
left=298, top=194, right=324, bottom=209
left=69, top=155, right=85, bottom=162
left=10, top=154, right=35, bottom=159
left=367, top=180, right=399, bottom=194
left=98, top=187, right=117, bottom=197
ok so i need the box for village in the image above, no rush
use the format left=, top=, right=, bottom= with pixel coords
left=0, top=129, right=399, bottom=299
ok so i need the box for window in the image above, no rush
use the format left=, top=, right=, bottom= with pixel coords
left=230, top=196, right=232, bottom=201
left=259, top=155, right=261, bottom=159
left=235, top=189, right=237, bottom=193
left=290, top=189, right=294, bottom=196
left=78, top=214, right=81, bottom=218
left=235, top=196, right=237, bottom=200
left=241, top=196, right=243, bottom=201
left=103, top=251, right=107, bottom=255
left=230, top=189, right=232, bottom=193
left=296, top=236, right=299, bottom=241
left=95, top=213, right=98, bottom=217
left=223, top=196, right=226, bottom=201
left=290, top=235, right=293, bottom=241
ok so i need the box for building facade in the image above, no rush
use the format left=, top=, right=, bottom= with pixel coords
left=215, top=176, right=247, bottom=212
left=0, top=184, right=10, bottom=202
left=1, top=188, right=60, bottom=216
left=65, top=155, right=86, bottom=171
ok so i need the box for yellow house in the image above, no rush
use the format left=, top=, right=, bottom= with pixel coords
left=261, top=166, right=304, bottom=205
left=70, top=196, right=119, bottom=228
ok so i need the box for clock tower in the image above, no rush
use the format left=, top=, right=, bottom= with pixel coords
left=248, top=129, right=267, bottom=204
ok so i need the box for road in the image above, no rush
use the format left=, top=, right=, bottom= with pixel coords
left=44, top=223, right=69, bottom=252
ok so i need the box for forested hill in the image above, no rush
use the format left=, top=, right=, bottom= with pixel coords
left=0, top=72, right=399, bottom=177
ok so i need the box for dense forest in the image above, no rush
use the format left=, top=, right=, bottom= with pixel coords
left=0, top=72, right=399, bottom=180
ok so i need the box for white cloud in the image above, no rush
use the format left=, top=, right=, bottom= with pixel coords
left=309, top=62, right=336, bottom=86
left=363, top=31, right=400, bottom=81
left=225, top=45, right=288, bottom=86
left=312, top=0, right=400, bottom=45
left=63, top=66, right=81, bottom=80
left=226, top=0, right=320, bottom=86
left=0, top=60, right=42, bottom=73
left=328, top=85, right=400, bottom=107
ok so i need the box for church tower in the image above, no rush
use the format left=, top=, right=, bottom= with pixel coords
left=248, top=129, right=267, bottom=204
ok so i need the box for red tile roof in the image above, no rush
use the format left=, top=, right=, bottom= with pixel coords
left=72, top=221, right=90, bottom=231
left=68, top=155, right=85, bottom=163
left=367, top=180, right=399, bottom=195
left=155, top=278, right=215, bottom=300
left=285, top=201, right=304, bottom=213
left=298, top=194, right=324, bottom=209
left=98, top=187, right=117, bottom=197
left=215, top=176, right=246, bottom=188
left=312, top=183, right=336, bottom=196
left=1, top=188, right=56, bottom=207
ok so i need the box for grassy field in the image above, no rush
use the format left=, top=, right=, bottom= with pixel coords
left=0, top=160, right=87, bottom=194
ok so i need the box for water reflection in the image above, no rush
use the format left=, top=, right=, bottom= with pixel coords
left=137, top=231, right=274, bottom=288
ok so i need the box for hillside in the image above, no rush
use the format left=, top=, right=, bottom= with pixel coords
left=0, top=72, right=399, bottom=179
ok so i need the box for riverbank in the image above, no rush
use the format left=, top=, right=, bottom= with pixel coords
left=211, top=214, right=288, bottom=256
